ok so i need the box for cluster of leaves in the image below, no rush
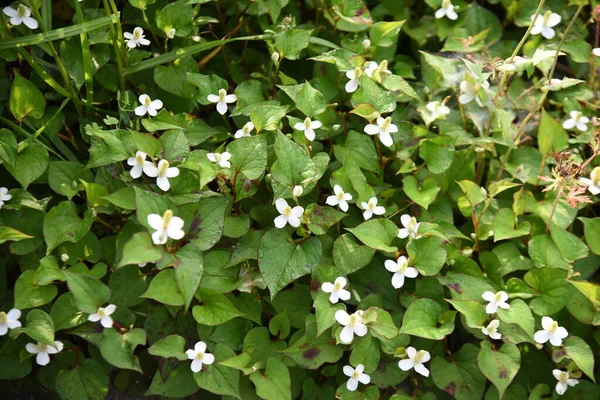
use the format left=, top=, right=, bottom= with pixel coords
left=1, top=0, right=600, bottom=399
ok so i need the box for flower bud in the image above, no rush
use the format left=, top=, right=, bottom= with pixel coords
left=166, top=28, right=176, bottom=39
left=192, top=35, right=201, bottom=42
left=362, top=39, right=371, bottom=49
left=61, top=254, right=69, bottom=262
left=271, top=52, right=280, bottom=63
left=292, top=185, right=303, bottom=197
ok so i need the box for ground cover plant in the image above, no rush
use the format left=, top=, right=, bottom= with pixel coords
left=0, top=0, right=599, bottom=399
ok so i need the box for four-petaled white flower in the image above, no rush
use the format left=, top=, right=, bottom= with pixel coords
left=553, top=369, right=578, bottom=395
left=207, top=89, right=237, bottom=115
left=88, top=304, right=117, bottom=328
left=364, top=116, right=397, bottom=147
left=534, top=316, right=568, bottom=346
left=335, top=310, right=367, bottom=344
left=124, top=27, right=151, bottom=49
left=579, top=167, right=600, bottom=195
left=127, top=151, right=153, bottom=179
left=234, top=122, right=254, bottom=138
left=398, top=347, right=431, bottom=377
left=364, top=60, right=391, bottom=79
left=459, top=78, right=490, bottom=107
left=562, top=111, right=589, bottom=132
left=26, top=341, right=64, bottom=366
left=361, top=197, right=385, bottom=220
left=274, top=198, right=304, bottom=228
left=482, top=291, right=510, bottom=314
left=0, top=308, right=21, bottom=335
left=326, top=185, right=352, bottom=212
left=343, top=364, right=370, bottom=391
left=294, top=117, right=322, bottom=141
left=0, top=187, right=12, bottom=209
left=397, top=214, right=421, bottom=239
left=321, top=277, right=351, bottom=304
left=186, top=341, right=215, bottom=373
left=207, top=152, right=232, bottom=169
left=135, top=94, right=163, bottom=117
left=384, top=256, right=419, bottom=289
left=3, top=4, right=38, bottom=29
left=345, top=67, right=362, bottom=93
left=481, top=319, right=501, bottom=340
left=147, top=210, right=185, bottom=245
left=425, top=101, right=451, bottom=121
left=531, top=11, right=561, bottom=40
left=593, top=48, right=600, bottom=57
left=144, top=159, right=180, bottom=191
left=435, top=0, right=458, bottom=20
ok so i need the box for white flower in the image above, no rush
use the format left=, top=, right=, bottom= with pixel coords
left=434, top=0, right=458, bottom=20
left=593, top=48, right=600, bottom=57
left=0, top=187, right=12, bottom=209
left=364, top=116, right=397, bottom=147
left=425, top=101, right=451, bottom=121
left=124, top=27, right=151, bottom=49
left=343, top=364, right=370, bottom=391
left=482, top=291, right=510, bottom=314
left=531, top=11, right=561, bottom=40
left=134, top=94, right=163, bottom=117
left=335, top=310, right=367, bottom=344
left=3, top=5, right=38, bottom=29
left=562, top=111, right=589, bottom=132
left=398, top=347, right=431, bottom=377
left=321, top=277, right=351, bottom=304
left=274, top=198, right=304, bottom=228
left=580, top=167, right=600, bottom=195
left=397, top=214, right=421, bottom=239
left=234, top=122, right=254, bottom=138
left=292, top=185, right=303, bottom=197
left=88, top=304, right=116, bottom=328
left=144, top=159, right=180, bottom=191
left=293, top=117, right=322, bottom=141
left=364, top=60, right=391, bottom=79
left=26, top=341, right=63, bottom=366
left=481, top=319, right=502, bottom=340
left=534, top=316, right=568, bottom=346
left=166, top=28, right=176, bottom=39
left=127, top=151, right=154, bottom=179
left=553, top=369, right=578, bottom=395
left=207, top=89, right=237, bottom=115
left=207, top=152, right=232, bottom=169
left=384, top=256, right=419, bottom=289
left=0, top=308, right=21, bottom=335
left=326, top=185, right=352, bottom=212
left=186, top=341, right=215, bottom=373
left=147, top=210, right=185, bottom=245
left=345, top=67, right=362, bottom=93
left=360, top=197, right=385, bottom=220
left=459, top=78, right=490, bottom=106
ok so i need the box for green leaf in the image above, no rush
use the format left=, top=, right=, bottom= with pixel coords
left=0, top=226, right=34, bottom=244
left=186, top=73, right=229, bottom=105
left=159, top=130, right=189, bottom=161
left=431, top=344, right=486, bottom=400
left=438, top=274, right=495, bottom=302
left=496, top=299, right=535, bottom=339
left=527, top=234, right=569, bottom=270
left=51, top=293, right=86, bottom=331
left=195, top=344, right=241, bottom=399
left=258, top=228, right=322, bottom=298
left=370, top=20, right=405, bottom=47
left=226, top=134, right=267, bottom=180
left=538, top=110, right=568, bottom=156
left=173, top=244, right=204, bottom=312
left=275, top=29, right=313, bottom=60
left=407, top=237, right=447, bottom=275
left=55, top=359, right=109, bottom=400
left=579, top=217, right=600, bottom=255
left=363, top=307, right=398, bottom=340
left=332, top=233, right=376, bottom=275
left=99, top=328, right=146, bottom=372
left=554, top=336, right=596, bottom=382
left=249, top=357, right=292, bottom=400
left=351, top=75, right=397, bottom=114
left=118, top=232, right=164, bottom=267
left=419, top=137, right=455, bottom=174
left=346, top=219, right=398, bottom=252
left=269, top=311, right=291, bottom=339
left=402, top=176, right=440, bottom=209
left=271, top=132, right=316, bottom=187
left=0, top=128, right=17, bottom=167
left=192, top=288, right=244, bottom=326
left=477, top=341, right=521, bottom=398
left=43, top=201, right=94, bottom=254
left=14, top=270, right=57, bottom=309
left=446, top=299, right=487, bottom=329
left=524, top=269, right=575, bottom=316
left=181, top=197, right=229, bottom=251
left=10, top=74, right=46, bottom=121
left=108, top=266, right=148, bottom=308
left=550, top=224, right=589, bottom=263
left=493, top=208, right=531, bottom=241
left=295, top=81, right=326, bottom=117
left=156, top=1, right=194, bottom=36
left=63, top=270, right=111, bottom=314
left=5, top=142, right=49, bottom=189
left=250, top=105, right=289, bottom=133
left=10, top=309, right=55, bottom=346
left=145, top=363, right=199, bottom=398
left=333, top=130, right=379, bottom=173
left=141, top=269, right=184, bottom=306
left=399, top=298, right=456, bottom=340
left=148, top=334, right=188, bottom=361
left=305, top=204, right=347, bottom=235
left=314, top=291, right=344, bottom=337
left=349, top=335, right=380, bottom=373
